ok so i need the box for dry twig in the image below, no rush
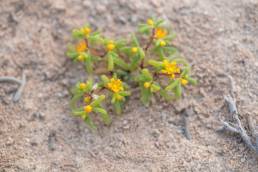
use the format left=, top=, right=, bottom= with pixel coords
left=0, top=71, right=26, bottom=102
left=182, top=108, right=193, bottom=140
left=219, top=74, right=258, bottom=154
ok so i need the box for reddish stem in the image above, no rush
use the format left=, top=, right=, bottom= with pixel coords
left=140, top=28, right=156, bottom=69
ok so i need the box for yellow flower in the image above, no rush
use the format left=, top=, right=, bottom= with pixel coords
left=115, top=94, right=123, bottom=101
left=143, top=82, right=151, bottom=89
left=106, top=41, right=115, bottom=51
left=84, top=96, right=91, bottom=103
left=147, top=19, right=154, bottom=26
left=79, top=83, right=87, bottom=90
left=76, top=41, right=87, bottom=52
left=84, top=105, right=93, bottom=113
left=154, top=28, right=167, bottom=39
left=170, top=74, right=176, bottom=79
left=107, top=78, right=124, bottom=93
left=81, top=27, right=91, bottom=37
left=131, top=47, right=138, bottom=53
left=180, top=78, right=188, bottom=86
left=77, top=54, right=85, bottom=62
left=160, top=40, right=166, bottom=47
left=161, top=60, right=180, bottom=79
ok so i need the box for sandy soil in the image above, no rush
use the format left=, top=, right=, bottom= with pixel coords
left=1, top=0, right=258, bottom=171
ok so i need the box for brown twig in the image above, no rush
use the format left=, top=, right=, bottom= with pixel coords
left=144, top=28, right=155, bottom=51
left=85, top=38, right=107, bottom=58
left=140, top=28, right=156, bottom=69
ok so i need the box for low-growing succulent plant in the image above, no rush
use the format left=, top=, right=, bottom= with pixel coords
left=66, top=18, right=197, bottom=130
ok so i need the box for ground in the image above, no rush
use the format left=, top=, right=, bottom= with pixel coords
left=0, top=0, right=258, bottom=171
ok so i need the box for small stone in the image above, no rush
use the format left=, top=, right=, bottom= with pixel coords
left=123, top=120, right=128, bottom=125
left=122, top=120, right=130, bottom=129
left=48, top=131, right=57, bottom=151
left=30, top=141, right=38, bottom=146
left=173, top=100, right=190, bottom=113
left=96, top=5, right=106, bottom=14
left=82, top=1, right=90, bottom=7
left=52, top=0, right=66, bottom=11
left=6, top=137, right=14, bottom=146
left=151, top=129, right=160, bottom=138
left=115, top=16, right=127, bottom=25
left=241, top=157, right=246, bottom=163
left=161, top=112, right=167, bottom=122
left=56, top=90, right=68, bottom=98
left=154, top=141, right=161, bottom=149
left=32, top=112, right=45, bottom=120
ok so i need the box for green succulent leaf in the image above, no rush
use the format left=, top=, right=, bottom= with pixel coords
left=100, top=75, right=109, bottom=85
left=84, top=116, right=97, bottom=130
left=138, top=24, right=151, bottom=34
left=107, top=53, right=114, bottom=71
left=114, top=101, right=122, bottom=114
left=113, top=54, right=129, bottom=70
left=150, top=83, right=160, bottom=92
left=131, top=34, right=140, bottom=47
left=66, top=50, right=78, bottom=60
left=90, top=95, right=105, bottom=107
left=72, top=29, right=84, bottom=39
left=94, top=107, right=111, bottom=125
left=186, top=76, right=197, bottom=85
left=85, top=55, right=93, bottom=73
left=141, top=87, right=152, bottom=106
left=165, top=79, right=179, bottom=91
left=174, top=84, right=182, bottom=98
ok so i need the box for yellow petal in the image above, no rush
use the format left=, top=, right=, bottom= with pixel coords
left=84, top=105, right=93, bottom=113
left=143, top=82, right=151, bottom=89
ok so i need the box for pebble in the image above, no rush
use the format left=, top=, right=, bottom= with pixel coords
left=6, top=137, right=14, bottom=146
left=30, top=141, right=38, bottom=146
left=115, top=16, right=127, bottom=25
left=151, top=129, right=160, bottom=138
left=154, top=141, right=161, bottom=149
left=56, top=90, right=69, bottom=98
left=52, top=0, right=66, bottom=11
left=48, top=131, right=56, bottom=151
left=122, top=120, right=130, bottom=129
left=82, top=1, right=90, bottom=7
left=95, top=5, right=106, bottom=14
left=241, top=157, right=246, bottom=163
left=32, top=112, right=45, bottom=120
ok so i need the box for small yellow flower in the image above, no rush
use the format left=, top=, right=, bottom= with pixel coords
left=77, top=54, right=85, bottom=62
left=143, top=82, right=151, bottom=89
left=81, top=27, right=91, bottom=37
left=107, top=78, right=124, bottom=93
left=180, top=78, right=188, bottom=86
left=147, top=19, right=154, bottom=26
left=170, top=74, right=176, bottom=79
left=115, top=94, right=123, bottom=101
left=84, top=105, right=93, bottom=113
left=79, top=83, right=87, bottom=90
left=76, top=41, right=87, bottom=52
left=154, top=28, right=167, bottom=39
left=106, top=41, right=115, bottom=51
left=131, top=47, right=138, bottom=53
left=161, top=60, right=181, bottom=79
left=160, top=40, right=166, bottom=47
left=84, top=96, right=91, bottom=103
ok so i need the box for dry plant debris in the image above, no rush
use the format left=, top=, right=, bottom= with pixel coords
left=0, top=71, right=26, bottom=102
